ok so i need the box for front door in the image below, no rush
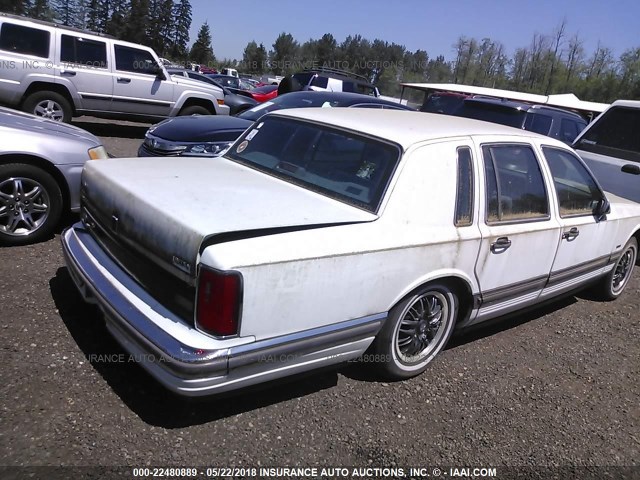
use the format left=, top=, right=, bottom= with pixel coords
left=112, top=45, right=174, bottom=117
left=539, top=146, right=618, bottom=298
left=473, top=142, right=561, bottom=322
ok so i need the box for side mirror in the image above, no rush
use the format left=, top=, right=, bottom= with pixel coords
left=621, top=164, right=640, bottom=175
left=594, top=196, right=611, bottom=221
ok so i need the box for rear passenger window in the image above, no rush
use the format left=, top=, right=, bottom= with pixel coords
left=559, top=118, right=586, bottom=144
left=0, top=23, right=50, bottom=58
left=61, top=35, right=107, bottom=68
left=524, top=113, right=553, bottom=135
left=482, top=144, right=549, bottom=223
left=310, top=76, right=328, bottom=88
left=542, top=146, right=602, bottom=217
left=455, top=147, right=474, bottom=226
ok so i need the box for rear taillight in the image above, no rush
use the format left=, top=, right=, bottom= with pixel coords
left=196, top=267, right=242, bottom=337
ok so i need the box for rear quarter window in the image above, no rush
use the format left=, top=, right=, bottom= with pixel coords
left=0, top=23, right=50, bottom=58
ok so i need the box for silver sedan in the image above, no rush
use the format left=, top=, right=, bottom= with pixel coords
left=0, top=107, right=107, bottom=246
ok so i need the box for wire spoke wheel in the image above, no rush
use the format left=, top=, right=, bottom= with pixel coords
left=395, top=291, right=449, bottom=364
left=610, top=241, right=637, bottom=295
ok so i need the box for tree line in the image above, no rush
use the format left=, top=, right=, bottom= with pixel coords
left=1, top=0, right=193, bottom=59
left=2, top=3, right=639, bottom=102
left=236, top=21, right=639, bottom=102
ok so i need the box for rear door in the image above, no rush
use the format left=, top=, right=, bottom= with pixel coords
left=473, top=142, right=561, bottom=321
left=58, top=33, right=112, bottom=112
left=539, top=145, right=618, bottom=298
left=112, top=44, right=173, bottom=116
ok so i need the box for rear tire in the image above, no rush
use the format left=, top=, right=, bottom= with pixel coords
left=23, top=91, right=72, bottom=123
left=369, top=282, right=458, bottom=380
left=594, top=237, right=637, bottom=300
left=179, top=105, right=210, bottom=116
left=0, top=164, right=63, bottom=246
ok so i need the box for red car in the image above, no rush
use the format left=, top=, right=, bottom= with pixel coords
left=249, top=85, right=278, bottom=103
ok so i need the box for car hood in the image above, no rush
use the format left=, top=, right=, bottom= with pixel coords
left=171, top=75, right=223, bottom=95
left=0, top=107, right=100, bottom=144
left=149, top=116, right=253, bottom=142
left=82, top=157, right=376, bottom=283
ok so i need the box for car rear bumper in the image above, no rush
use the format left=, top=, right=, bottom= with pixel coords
left=61, top=224, right=384, bottom=396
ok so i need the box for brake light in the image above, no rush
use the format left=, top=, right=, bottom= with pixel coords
left=196, top=267, right=242, bottom=337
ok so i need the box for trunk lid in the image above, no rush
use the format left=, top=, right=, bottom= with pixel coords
left=82, top=156, right=377, bottom=283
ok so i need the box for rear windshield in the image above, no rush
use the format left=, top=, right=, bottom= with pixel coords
left=456, top=101, right=526, bottom=129
left=225, top=116, right=401, bottom=212
left=574, top=106, right=640, bottom=163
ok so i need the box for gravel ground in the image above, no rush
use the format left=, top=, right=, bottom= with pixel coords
left=0, top=119, right=639, bottom=479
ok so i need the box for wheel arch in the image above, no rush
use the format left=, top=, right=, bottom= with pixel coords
left=21, top=83, right=77, bottom=114
left=389, top=273, right=476, bottom=326
left=0, top=154, right=71, bottom=212
left=178, top=97, right=216, bottom=115
left=633, top=228, right=640, bottom=266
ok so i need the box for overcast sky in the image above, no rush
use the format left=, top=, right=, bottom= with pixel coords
left=188, top=0, right=639, bottom=63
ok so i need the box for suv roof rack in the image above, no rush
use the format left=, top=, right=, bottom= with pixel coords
left=303, top=67, right=372, bottom=84
left=0, top=12, right=116, bottom=39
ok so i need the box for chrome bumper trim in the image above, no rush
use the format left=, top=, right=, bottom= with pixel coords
left=61, top=223, right=385, bottom=396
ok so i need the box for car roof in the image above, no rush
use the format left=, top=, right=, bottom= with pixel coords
left=463, top=97, right=586, bottom=119
left=269, top=108, right=558, bottom=149
left=611, top=100, right=640, bottom=109
left=275, top=91, right=413, bottom=109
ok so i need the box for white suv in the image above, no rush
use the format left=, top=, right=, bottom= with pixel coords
left=0, top=13, right=229, bottom=122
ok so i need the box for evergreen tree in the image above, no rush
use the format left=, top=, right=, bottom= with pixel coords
left=0, top=0, right=31, bottom=15
left=189, top=21, right=214, bottom=65
left=269, top=32, right=299, bottom=75
left=29, top=0, right=54, bottom=20
left=242, top=40, right=267, bottom=74
left=85, top=0, right=101, bottom=31
left=106, top=0, right=128, bottom=38
left=123, top=0, right=149, bottom=44
left=171, top=0, right=191, bottom=59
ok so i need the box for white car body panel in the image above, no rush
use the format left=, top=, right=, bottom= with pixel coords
left=61, top=108, right=640, bottom=396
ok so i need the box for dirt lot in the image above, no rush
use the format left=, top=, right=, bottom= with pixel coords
left=0, top=118, right=639, bottom=479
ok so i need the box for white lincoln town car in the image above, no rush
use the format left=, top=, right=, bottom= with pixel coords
left=62, top=109, right=640, bottom=396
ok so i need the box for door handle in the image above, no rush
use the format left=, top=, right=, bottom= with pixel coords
left=621, top=164, right=640, bottom=175
left=117, top=77, right=131, bottom=83
left=60, top=70, right=76, bottom=76
left=490, top=236, right=512, bottom=252
left=562, top=227, right=580, bottom=240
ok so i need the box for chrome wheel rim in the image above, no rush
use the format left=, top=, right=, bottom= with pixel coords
left=395, top=291, right=449, bottom=364
left=611, top=246, right=636, bottom=294
left=0, top=177, right=50, bottom=237
left=33, top=100, right=64, bottom=121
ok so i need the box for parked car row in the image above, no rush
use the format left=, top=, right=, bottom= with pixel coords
left=1, top=9, right=639, bottom=401
left=138, top=91, right=415, bottom=157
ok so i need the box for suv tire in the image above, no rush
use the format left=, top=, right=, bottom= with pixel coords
left=179, top=105, right=210, bottom=116
left=23, top=91, right=73, bottom=123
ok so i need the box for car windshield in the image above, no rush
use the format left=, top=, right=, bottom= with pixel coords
left=238, top=94, right=353, bottom=121
left=455, top=101, right=526, bottom=128
left=225, top=116, right=401, bottom=212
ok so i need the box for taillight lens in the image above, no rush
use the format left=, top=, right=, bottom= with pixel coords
left=196, top=267, right=242, bottom=337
